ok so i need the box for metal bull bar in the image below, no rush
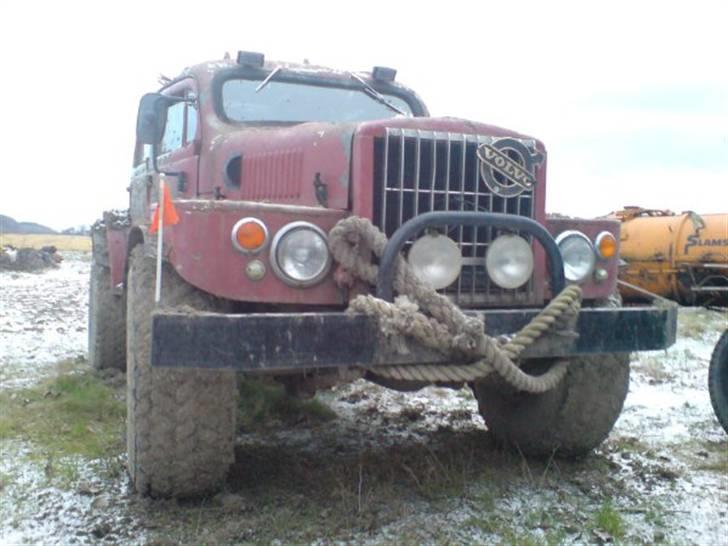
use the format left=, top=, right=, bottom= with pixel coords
left=375, top=211, right=566, bottom=302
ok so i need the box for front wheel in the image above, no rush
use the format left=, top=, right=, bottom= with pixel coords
left=473, top=353, right=630, bottom=457
left=708, top=330, right=728, bottom=434
left=126, top=246, right=238, bottom=497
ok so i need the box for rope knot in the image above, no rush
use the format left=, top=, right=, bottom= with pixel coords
left=328, top=217, right=583, bottom=393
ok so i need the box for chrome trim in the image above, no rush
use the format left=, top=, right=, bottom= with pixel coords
left=230, top=217, right=269, bottom=254
left=269, top=221, right=332, bottom=287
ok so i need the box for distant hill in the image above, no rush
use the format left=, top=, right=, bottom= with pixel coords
left=0, top=214, right=57, bottom=235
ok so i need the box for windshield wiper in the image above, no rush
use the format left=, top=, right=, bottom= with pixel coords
left=348, top=72, right=408, bottom=116
left=255, top=67, right=282, bottom=93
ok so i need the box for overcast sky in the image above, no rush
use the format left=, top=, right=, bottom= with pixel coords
left=1, top=0, right=726, bottom=230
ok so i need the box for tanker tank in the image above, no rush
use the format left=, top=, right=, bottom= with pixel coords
left=612, top=207, right=728, bottom=306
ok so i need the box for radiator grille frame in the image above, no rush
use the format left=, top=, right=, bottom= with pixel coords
left=372, top=128, right=541, bottom=307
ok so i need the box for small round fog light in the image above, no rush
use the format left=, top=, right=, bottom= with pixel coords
left=594, top=268, right=608, bottom=283
left=246, top=259, right=266, bottom=281
left=408, top=233, right=462, bottom=289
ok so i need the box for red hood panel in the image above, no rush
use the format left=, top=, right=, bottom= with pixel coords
left=202, top=117, right=543, bottom=210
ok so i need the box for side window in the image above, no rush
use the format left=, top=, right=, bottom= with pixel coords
left=159, top=101, right=185, bottom=154
left=185, top=94, right=198, bottom=145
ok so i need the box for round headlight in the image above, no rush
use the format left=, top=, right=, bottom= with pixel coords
left=556, top=230, right=596, bottom=283
left=485, top=234, right=534, bottom=289
left=408, top=233, right=462, bottom=289
left=270, top=222, right=331, bottom=286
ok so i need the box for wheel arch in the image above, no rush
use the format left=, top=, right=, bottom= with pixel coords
left=124, top=226, right=146, bottom=287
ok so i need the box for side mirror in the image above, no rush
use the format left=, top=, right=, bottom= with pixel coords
left=136, top=93, right=182, bottom=145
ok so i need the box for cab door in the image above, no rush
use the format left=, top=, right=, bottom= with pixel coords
left=128, top=79, right=200, bottom=227
left=156, top=79, right=200, bottom=198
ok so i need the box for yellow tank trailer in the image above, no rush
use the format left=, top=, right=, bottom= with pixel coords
left=613, top=207, right=728, bottom=305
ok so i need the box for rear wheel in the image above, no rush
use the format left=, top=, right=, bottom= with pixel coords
left=126, top=246, right=237, bottom=497
left=708, top=330, right=728, bottom=434
left=88, top=237, right=126, bottom=371
left=473, top=353, right=630, bottom=457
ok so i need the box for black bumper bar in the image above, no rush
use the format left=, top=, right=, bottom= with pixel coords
left=151, top=305, right=677, bottom=371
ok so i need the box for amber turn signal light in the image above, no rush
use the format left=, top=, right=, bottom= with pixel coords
left=231, top=218, right=268, bottom=254
left=595, top=231, right=617, bottom=259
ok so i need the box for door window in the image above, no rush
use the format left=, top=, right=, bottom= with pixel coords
left=160, top=101, right=185, bottom=154
left=185, top=95, right=198, bottom=145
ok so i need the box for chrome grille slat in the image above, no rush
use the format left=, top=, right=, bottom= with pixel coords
left=372, top=128, right=537, bottom=307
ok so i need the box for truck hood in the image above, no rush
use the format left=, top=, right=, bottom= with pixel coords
left=203, top=117, right=543, bottom=210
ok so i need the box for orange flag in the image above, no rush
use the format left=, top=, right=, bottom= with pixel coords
left=149, top=180, right=179, bottom=234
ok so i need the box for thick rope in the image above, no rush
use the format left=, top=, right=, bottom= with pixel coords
left=329, top=216, right=582, bottom=393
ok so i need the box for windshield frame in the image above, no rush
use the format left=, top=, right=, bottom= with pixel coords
left=211, top=65, right=428, bottom=125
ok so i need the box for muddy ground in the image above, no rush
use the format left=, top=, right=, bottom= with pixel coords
left=0, top=253, right=726, bottom=545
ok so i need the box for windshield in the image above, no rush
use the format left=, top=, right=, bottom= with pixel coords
left=221, top=78, right=414, bottom=123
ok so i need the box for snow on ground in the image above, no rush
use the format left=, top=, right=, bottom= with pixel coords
left=0, top=253, right=89, bottom=389
left=0, top=253, right=726, bottom=544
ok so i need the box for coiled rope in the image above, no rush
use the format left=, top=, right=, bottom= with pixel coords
left=328, top=216, right=582, bottom=393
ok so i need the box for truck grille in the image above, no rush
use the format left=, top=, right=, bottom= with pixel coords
left=372, top=128, right=538, bottom=307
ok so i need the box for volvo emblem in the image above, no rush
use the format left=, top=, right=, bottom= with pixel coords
left=477, top=138, right=544, bottom=197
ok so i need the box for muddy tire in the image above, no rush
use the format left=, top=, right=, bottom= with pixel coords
left=126, top=246, right=237, bottom=498
left=88, top=255, right=126, bottom=371
left=473, top=353, right=630, bottom=457
left=708, top=330, right=728, bottom=434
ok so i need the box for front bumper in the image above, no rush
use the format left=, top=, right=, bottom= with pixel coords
left=151, top=210, right=676, bottom=371
left=151, top=305, right=677, bottom=371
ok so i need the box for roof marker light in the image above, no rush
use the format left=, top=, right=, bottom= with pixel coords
left=372, top=66, right=397, bottom=82
left=237, top=51, right=265, bottom=67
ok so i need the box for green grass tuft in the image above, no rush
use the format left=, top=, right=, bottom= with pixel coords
left=0, top=364, right=125, bottom=459
left=237, top=378, right=336, bottom=431
left=594, top=501, right=626, bottom=540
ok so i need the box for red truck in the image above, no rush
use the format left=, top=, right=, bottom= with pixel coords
left=89, top=51, right=676, bottom=498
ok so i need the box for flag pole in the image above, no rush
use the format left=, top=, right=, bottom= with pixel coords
left=154, top=174, right=166, bottom=304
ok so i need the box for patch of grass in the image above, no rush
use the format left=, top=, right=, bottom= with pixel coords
left=0, top=471, right=10, bottom=491
left=0, top=233, right=91, bottom=251
left=0, top=363, right=125, bottom=459
left=593, top=500, right=626, bottom=541
left=696, top=449, right=728, bottom=474
left=643, top=500, right=667, bottom=528
left=465, top=514, right=566, bottom=546
left=632, top=357, right=675, bottom=383
left=676, top=308, right=724, bottom=339
left=608, top=435, right=651, bottom=455
left=237, top=378, right=336, bottom=431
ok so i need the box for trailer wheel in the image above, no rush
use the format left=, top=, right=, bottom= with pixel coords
left=473, top=353, right=630, bottom=457
left=126, top=246, right=237, bottom=498
left=88, top=244, right=126, bottom=371
left=708, top=330, right=728, bottom=434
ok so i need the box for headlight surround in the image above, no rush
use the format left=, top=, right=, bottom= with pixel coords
left=556, top=230, right=596, bottom=283
left=407, top=233, right=462, bottom=289
left=485, top=234, right=534, bottom=289
left=270, top=222, right=332, bottom=286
